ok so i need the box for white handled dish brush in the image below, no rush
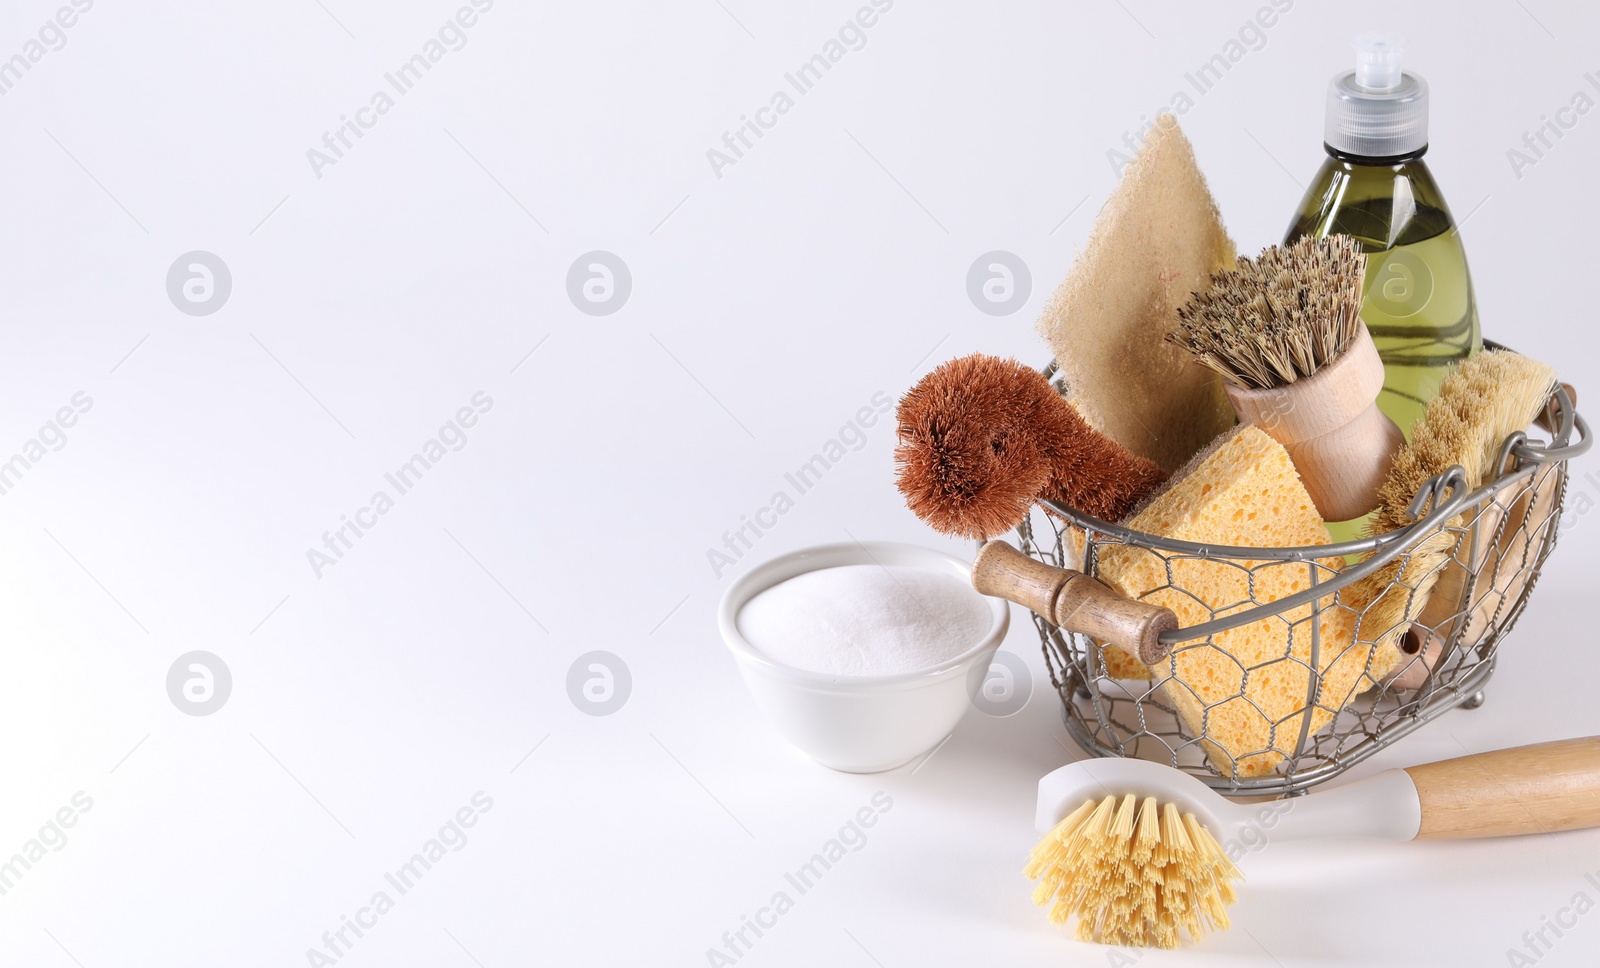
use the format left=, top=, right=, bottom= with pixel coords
left=1027, top=737, right=1600, bottom=948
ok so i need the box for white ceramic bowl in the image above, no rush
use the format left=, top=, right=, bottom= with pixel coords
left=718, top=542, right=1010, bottom=773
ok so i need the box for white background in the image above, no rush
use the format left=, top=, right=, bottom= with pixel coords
left=1, top=0, right=1597, bottom=965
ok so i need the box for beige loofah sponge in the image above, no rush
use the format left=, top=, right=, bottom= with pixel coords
left=1037, top=113, right=1237, bottom=473
left=1094, top=426, right=1399, bottom=777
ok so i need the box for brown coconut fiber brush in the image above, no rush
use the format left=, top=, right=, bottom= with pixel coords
left=1169, top=235, right=1403, bottom=521
left=895, top=354, right=1167, bottom=540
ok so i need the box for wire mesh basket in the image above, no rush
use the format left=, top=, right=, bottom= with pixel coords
left=1018, top=348, right=1590, bottom=797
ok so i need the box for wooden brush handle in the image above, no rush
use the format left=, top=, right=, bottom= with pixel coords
left=1226, top=326, right=1403, bottom=522
left=1391, top=462, right=1565, bottom=691
left=971, top=540, right=1177, bottom=666
left=1406, top=737, right=1600, bottom=839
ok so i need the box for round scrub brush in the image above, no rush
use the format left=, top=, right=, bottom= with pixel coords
left=1028, top=737, right=1600, bottom=948
left=1168, top=235, right=1403, bottom=521
left=895, top=354, right=1167, bottom=540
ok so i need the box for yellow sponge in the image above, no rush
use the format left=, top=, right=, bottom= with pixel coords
left=1095, top=426, right=1399, bottom=777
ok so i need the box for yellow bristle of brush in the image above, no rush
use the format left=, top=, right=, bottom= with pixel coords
left=1025, top=794, right=1243, bottom=948
left=1347, top=350, right=1558, bottom=643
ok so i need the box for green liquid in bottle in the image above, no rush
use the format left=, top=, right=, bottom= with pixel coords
left=1285, top=156, right=1482, bottom=438
left=1285, top=155, right=1481, bottom=544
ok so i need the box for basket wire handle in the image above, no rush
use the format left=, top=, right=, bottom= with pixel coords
left=1407, top=464, right=1469, bottom=521
left=1515, top=384, right=1589, bottom=465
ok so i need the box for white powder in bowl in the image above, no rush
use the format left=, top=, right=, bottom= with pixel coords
left=737, top=564, right=994, bottom=676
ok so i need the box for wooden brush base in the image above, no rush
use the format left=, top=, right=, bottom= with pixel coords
left=1225, top=326, right=1403, bottom=522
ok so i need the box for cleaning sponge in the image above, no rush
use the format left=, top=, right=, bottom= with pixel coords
left=1037, top=113, right=1237, bottom=473
left=1095, top=426, right=1398, bottom=777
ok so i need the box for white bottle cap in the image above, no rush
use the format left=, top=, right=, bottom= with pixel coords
left=1325, top=33, right=1428, bottom=158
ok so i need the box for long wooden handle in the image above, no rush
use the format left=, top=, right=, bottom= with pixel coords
left=970, top=540, right=1177, bottom=666
left=1406, top=737, right=1600, bottom=839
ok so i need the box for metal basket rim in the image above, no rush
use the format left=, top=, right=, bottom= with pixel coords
left=1036, top=349, right=1587, bottom=645
left=1038, top=361, right=1587, bottom=563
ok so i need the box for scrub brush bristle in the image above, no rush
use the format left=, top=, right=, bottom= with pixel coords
left=1025, top=794, right=1243, bottom=949
left=1348, top=350, right=1559, bottom=647
left=1372, top=350, right=1559, bottom=531
left=1168, top=235, right=1402, bottom=520
left=895, top=354, right=1167, bottom=539
left=1168, top=235, right=1367, bottom=391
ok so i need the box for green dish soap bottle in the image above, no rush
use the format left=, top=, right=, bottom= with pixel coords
left=1284, top=34, right=1481, bottom=441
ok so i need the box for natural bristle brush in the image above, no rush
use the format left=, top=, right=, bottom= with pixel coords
left=1027, top=738, right=1600, bottom=948
left=895, top=354, right=1167, bottom=539
left=1168, top=234, right=1403, bottom=521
